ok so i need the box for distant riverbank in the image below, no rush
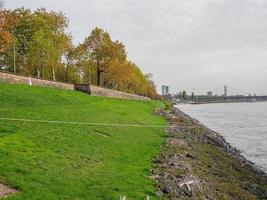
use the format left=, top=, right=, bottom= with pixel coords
left=153, top=107, right=267, bottom=199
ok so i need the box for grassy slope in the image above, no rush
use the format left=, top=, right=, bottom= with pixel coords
left=0, top=83, right=166, bottom=200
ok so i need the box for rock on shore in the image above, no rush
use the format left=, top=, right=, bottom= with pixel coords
left=152, top=108, right=267, bottom=200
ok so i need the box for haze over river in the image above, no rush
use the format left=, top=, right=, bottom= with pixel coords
left=177, top=102, right=267, bottom=172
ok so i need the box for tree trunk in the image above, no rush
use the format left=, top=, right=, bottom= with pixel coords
left=37, top=70, right=40, bottom=78
left=52, top=69, right=56, bottom=81
left=42, top=64, right=45, bottom=79
left=97, top=68, right=101, bottom=86
left=88, top=66, right=91, bottom=84
left=65, top=64, right=69, bottom=82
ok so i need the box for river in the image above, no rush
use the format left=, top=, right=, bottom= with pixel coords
left=177, top=102, right=267, bottom=172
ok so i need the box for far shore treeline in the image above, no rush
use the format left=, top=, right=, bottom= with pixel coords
left=0, top=5, right=157, bottom=98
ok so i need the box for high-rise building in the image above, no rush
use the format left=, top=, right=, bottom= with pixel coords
left=207, top=91, right=213, bottom=97
left=162, top=85, right=170, bottom=95
left=224, top=85, right=228, bottom=96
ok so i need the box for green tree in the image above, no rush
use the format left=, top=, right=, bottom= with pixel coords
left=182, top=90, right=187, bottom=100
left=0, top=6, right=158, bottom=97
left=83, top=27, right=113, bottom=86
left=0, top=9, right=20, bottom=71
left=1, top=7, right=70, bottom=78
left=27, top=30, right=56, bottom=79
left=102, top=40, right=127, bottom=90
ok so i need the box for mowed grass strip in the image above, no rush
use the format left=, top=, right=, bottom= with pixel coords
left=0, top=83, right=166, bottom=200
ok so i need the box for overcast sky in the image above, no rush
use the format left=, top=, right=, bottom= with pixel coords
left=6, top=0, right=267, bottom=95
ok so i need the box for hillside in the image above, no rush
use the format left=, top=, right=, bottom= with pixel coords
left=0, top=83, right=166, bottom=200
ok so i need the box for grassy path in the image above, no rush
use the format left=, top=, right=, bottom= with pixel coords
left=0, top=83, right=166, bottom=200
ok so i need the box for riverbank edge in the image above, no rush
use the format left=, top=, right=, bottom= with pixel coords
left=174, top=107, right=267, bottom=180
left=152, top=107, right=267, bottom=199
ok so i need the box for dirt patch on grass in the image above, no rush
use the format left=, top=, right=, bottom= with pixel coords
left=0, top=183, right=17, bottom=198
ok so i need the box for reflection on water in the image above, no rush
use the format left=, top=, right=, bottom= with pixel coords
left=177, top=102, right=267, bottom=172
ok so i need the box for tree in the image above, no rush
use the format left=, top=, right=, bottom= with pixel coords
left=0, top=7, right=70, bottom=78
left=182, top=90, right=187, bottom=100
left=83, top=27, right=113, bottom=86
left=102, top=40, right=127, bottom=90
left=80, top=29, right=158, bottom=97
left=0, top=9, right=18, bottom=53
left=145, top=73, right=157, bottom=98
left=122, top=62, right=147, bottom=95
left=178, top=92, right=182, bottom=99
left=62, top=43, right=89, bottom=84
left=26, top=8, right=69, bottom=80
left=0, top=9, right=20, bottom=72
left=0, top=6, right=158, bottom=97
left=27, top=30, right=56, bottom=79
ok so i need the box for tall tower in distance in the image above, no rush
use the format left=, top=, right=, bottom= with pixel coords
left=162, top=85, right=170, bottom=95
left=224, top=85, right=228, bottom=97
left=162, top=86, right=164, bottom=95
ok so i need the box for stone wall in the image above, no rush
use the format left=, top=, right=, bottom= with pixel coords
left=90, top=85, right=150, bottom=101
left=0, top=71, right=74, bottom=90
left=74, top=84, right=91, bottom=94
left=74, top=84, right=150, bottom=101
left=0, top=71, right=150, bottom=101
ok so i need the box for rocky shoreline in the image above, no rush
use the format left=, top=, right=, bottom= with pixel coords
left=152, top=107, right=267, bottom=199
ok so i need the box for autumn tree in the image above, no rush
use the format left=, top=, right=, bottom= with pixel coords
left=78, top=27, right=157, bottom=97
left=60, top=42, right=79, bottom=83
left=0, top=7, right=70, bottom=79
left=102, top=40, right=128, bottom=89
left=145, top=73, right=157, bottom=98
left=60, top=43, right=90, bottom=84
left=0, top=6, right=158, bottom=98
left=123, top=62, right=145, bottom=95
left=82, top=28, right=113, bottom=86
left=0, top=9, right=19, bottom=71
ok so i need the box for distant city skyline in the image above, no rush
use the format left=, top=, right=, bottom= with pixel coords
left=6, top=0, right=267, bottom=95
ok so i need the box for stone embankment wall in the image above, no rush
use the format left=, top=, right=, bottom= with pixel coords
left=74, top=84, right=150, bottom=101
left=0, top=71, right=74, bottom=90
left=0, top=71, right=150, bottom=101
left=90, top=85, right=150, bottom=101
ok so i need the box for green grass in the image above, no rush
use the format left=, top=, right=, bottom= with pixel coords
left=0, top=83, right=166, bottom=200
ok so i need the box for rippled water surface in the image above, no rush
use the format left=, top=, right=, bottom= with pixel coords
left=177, top=102, right=267, bottom=172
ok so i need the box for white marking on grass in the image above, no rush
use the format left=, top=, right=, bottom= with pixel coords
left=0, top=117, right=190, bottom=128
left=119, top=196, right=127, bottom=200
left=28, top=77, right=32, bottom=86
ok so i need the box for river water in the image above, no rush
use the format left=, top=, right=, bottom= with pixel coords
left=177, top=102, right=267, bottom=172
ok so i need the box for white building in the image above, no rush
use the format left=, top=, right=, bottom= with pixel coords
left=162, top=85, right=170, bottom=95
left=224, top=85, right=228, bottom=96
